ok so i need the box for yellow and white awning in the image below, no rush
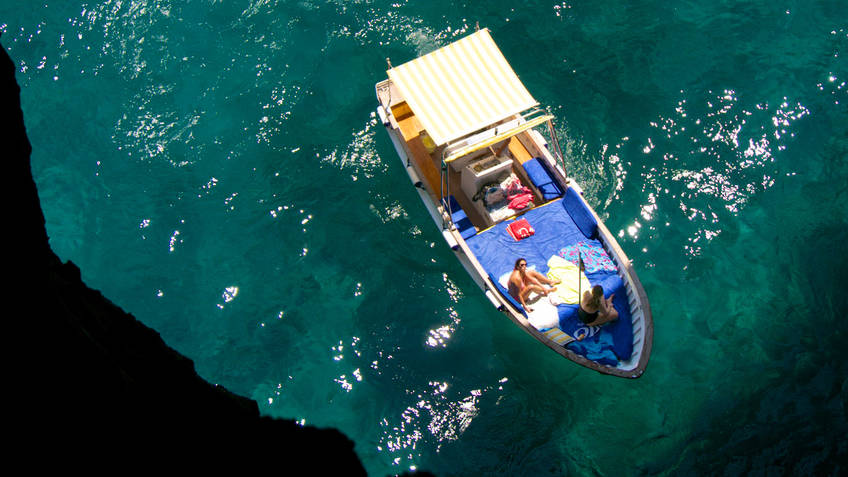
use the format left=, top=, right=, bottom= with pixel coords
left=387, top=29, right=538, bottom=146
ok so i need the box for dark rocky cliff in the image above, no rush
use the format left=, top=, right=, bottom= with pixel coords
left=4, top=42, right=365, bottom=471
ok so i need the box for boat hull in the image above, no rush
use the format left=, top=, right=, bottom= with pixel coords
left=376, top=91, right=652, bottom=379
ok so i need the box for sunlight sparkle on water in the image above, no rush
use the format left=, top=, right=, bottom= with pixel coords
left=425, top=305, right=460, bottom=348
left=216, top=286, right=239, bottom=309
left=378, top=379, right=501, bottom=469
left=425, top=274, right=463, bottom=347
left=619, top=88, right=811, bottom=260
left=168, top=229, right=180, bottom=252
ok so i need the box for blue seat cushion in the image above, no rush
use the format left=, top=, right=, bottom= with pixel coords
left=442, top=195, right=476, bottom=239
left=562, top=187, right=598, bottom=240
left=488, top=273, right=526, bottom=317
left=594, top=273, right=624, bottom=298
left=522, top=157, right=563, bottom=201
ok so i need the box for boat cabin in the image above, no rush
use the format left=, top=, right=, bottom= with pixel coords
left=375, top=28, right=566, bottom=234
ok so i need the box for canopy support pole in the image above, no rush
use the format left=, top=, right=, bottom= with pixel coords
left=546, top=117, right=568, bottom=182
left=440, top=161, right=449, bottom=230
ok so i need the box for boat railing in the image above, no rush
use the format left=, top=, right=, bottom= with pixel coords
left=596, top=224, right=652, bottom=375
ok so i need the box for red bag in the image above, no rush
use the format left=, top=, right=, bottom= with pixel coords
left=507, top=218, right=535, bottom=241
left=504, top=178, right=531, bottom=200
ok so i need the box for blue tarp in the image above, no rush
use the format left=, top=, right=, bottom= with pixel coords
left=466, top=198, right=633, bottom=363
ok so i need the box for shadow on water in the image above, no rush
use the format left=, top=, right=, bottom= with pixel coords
left=641, top=136, right=848, bottom=474
left=666, top=223, right=848, bottom=475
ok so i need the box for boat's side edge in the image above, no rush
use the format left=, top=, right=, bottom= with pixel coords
left=586, top=201, right=654, bottom=378
left=481, top=271, right=634, bottom=377
left=523, top=133, right=654, bottom=378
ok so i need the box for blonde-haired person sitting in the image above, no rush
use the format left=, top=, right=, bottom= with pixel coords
left=578, top=285, right=619, bottom=326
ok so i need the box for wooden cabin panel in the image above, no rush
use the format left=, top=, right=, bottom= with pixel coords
left=390, top=104, right=443, bottom=201
left=446, top=166, right=491, bottom=229
left=397, top=110, right=425, bottom=142
left=507, top=135, right=533, bottom=164
left=404, top=135, right=443, bottom=201
left=391, top=101, right=413, bottom=119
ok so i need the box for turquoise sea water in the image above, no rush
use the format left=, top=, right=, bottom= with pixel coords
left=3, top=1, right=847, bottom=474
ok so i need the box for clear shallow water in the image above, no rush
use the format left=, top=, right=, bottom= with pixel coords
left=3, top=1, right=847, bottom=474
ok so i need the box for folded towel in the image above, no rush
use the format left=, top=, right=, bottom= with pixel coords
left=559, top=241, right=617, bottom=273
left=544, top=327, right=575, bottom=346
left=526, top=297, right=559, bottom=329
left=506, top=218, right=534, bottom=241
left=566, top=331, right=618, bottom=366
left=545, top=255, right=591, bottom=304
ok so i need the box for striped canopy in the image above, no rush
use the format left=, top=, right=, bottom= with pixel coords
left=387, top=29, right=538, bottom=146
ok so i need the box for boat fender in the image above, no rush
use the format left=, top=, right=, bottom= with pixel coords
left=376, top=106, right=389, bottom=126
left=485, top=289, right=505, bottom=311
left=406, top=165, right=424, bottom=188
left=441, top=229, right=459, bottom=250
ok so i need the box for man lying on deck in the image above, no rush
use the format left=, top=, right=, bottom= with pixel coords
left=508, top=257, right=560, bottom=312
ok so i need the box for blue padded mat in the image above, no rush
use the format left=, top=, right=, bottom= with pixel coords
left=559, top=272, right=633, bottom=362
left=465, top=199, right=633, bottom=362
left=465, top=199, right=588, bottom=279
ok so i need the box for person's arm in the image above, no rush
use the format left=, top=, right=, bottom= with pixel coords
left=509, top=274, right=531, bottom=311
left=600, top=294, right=616, bottom=318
